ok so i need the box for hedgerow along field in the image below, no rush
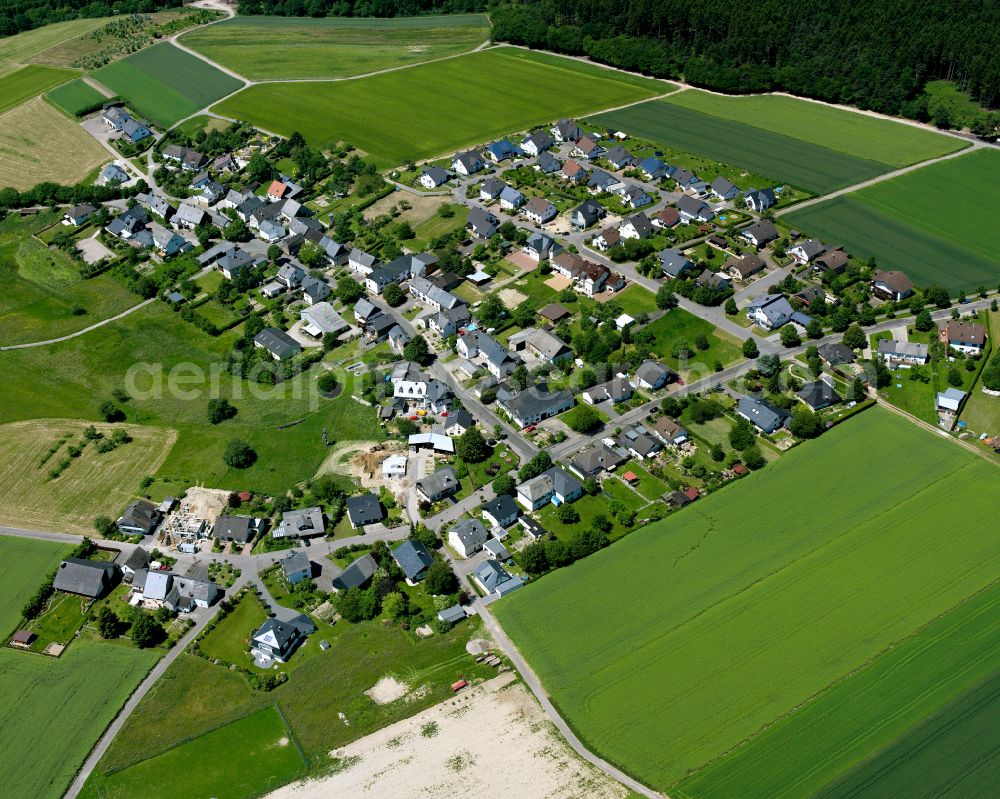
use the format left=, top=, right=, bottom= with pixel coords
left=92, top=42, right=244, bottom=128
left=180, top=13, right=490, bottom=80
left=46, top=76, right=108, bottom=116
left=675, top=580, right=1000, bottom=799
left=591, top=100, right=889, bottom=194
left=0, top=96, right=109, bottom=189
left=0, top=535, right=159, bottom=799
left=784, top=148, right=1000, bottom=294
left=213, top=47, right=670, bottom=166
left=493, top=408, right=1000, bottom=791
left=0, top=64, right=77, bottom=113
left=666, top=89, right=964, bottom=167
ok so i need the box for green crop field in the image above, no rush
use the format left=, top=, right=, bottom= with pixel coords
left=46, top=77, right=108, bottom=116
left=83, top=706, right=307, bottom=799
left=494, top=408, right=1000, bottom=791
left=213, top=47, right=669, bottom=166
left=666, top=89, right=964, bottom=167
left=676, top=581, right=1000, bottom=799
left=0, top=18, right=107, bottom=76
left=591, top=100, right=889, bottom=193
left=0, top=64, right=77, bottom=113
left=93, top=43, right=244, bottom=128
left=816, top=670, right=1000, bottom=799
left=181, top=14, right=490, bottom=80
left=784, top=149, right=1000, bottom=293
left=0, top=535, right=159, bottom=799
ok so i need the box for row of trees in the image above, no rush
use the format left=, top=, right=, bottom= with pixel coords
left=491, top=0, right=1000, bottom=121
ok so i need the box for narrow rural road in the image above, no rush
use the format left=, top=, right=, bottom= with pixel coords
left=63, top=572, right=252, bottom=799
left=477, top=604, right=668, bottom=799
left=0, top=298, right=155, bottom=351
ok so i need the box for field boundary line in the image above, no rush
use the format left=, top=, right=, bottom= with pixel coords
left=274, top=701, right=310, bottom=769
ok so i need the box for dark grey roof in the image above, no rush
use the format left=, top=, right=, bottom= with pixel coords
left=346, top=493, right=383, bottom=527
left=121, top=547, right=150, bottom=572
left=332, top=553, right=378, bottom=590
left=254, top=327, right=301, bottom=359
left=118, top=499, right=160, bottom=533
left=482, top=493, right=518, bottom=522
left=416, top=466, right=459, bottom=500
left=742, top=219, right=778, bottom=244
left=738, top=397, right=790, bottom=433
left=52, top=558, right=116, bottom=597
left=659, top=248, right=693, bottom=278
left=391, top=540, right=434, bottom=581
left=798, top=380, right=843, bottom=410
left=280, top=550, right=311, bottom=578
left=214, top=515, right=254, bottom=543
left=817, top=342, right=856, bottom=365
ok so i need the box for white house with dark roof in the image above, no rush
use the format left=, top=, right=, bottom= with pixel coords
left=449, top=519, right=489, bottom=557
left=516, top=466, right=582, bottom=511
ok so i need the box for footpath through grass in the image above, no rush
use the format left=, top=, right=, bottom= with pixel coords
left=494, top=408, right=1000, bottom=790
left=214, top=47, right=668, bottom=166
left=181, top=13, right=490, bottom=80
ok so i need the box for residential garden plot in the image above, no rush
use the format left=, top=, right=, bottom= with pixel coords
left=494, top=409, right=1000, bottom=790
left=46, top=76, right=108, bottom=116
left=180, top=14, right=490, bottom=80
left=93, top=43, right=243, bottom=128
left=784, top=149, right=1000, bottom=294
left=536, top=491, right=644, bottom=543
left=82, top=706, right=308, bottom=799
left=640, top=308, right=743, bottom=378
left=0, top=64, right=77, bottom=113
left=0, top=420, right=176, bottom=534
left=0, top=535, right=71, bottom=633
left=676, top=581, right=1000, bottom=799
left=0, top=213, right=139, bottom=345
left=213, top=48, right=668, bottom=166
left=590, top=100, right=890, bottom=194
left=665, top=89, right=964, bottom=167
left=0, top=96, right=109, bottom=188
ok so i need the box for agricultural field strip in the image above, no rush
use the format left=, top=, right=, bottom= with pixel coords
left=675, top=580, right=1000, bottom=798
left=665, top=88, right=964, bottom=166
left=495, top=410, right=1000, bottom=788
left=0, top=64, right=79, bottom=114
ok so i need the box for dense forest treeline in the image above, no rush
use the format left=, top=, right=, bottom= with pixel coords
left=236, top=0, right=486, bottom=17
left=0, top=0, right=177, bottom=37
left=490, top=0, right=1000, bottom=129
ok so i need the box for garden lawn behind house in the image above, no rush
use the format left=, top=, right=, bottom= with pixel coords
left=494, top=408, right=1000, bottom=791
left=213, top=47, right=669, bottom=166
left=180, top=14, right=490, bottom=80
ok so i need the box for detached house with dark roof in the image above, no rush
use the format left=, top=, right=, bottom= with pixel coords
left=392, top=540, right=434, bottom=583
left=797, top=379, right=843, bottom=411
left=744, top=187, right=776, bottom=212
left=53, top=558, right=118, bottom=598
left=254, top=328, right=301, bottom=361
left=346, top=493, right=383, bottom=528
left=117, top=499, right=161, bottom=536
left=738, top=397, right=790, bottom=433
left=872, top=270, right=914, bottom=301
left=516, top=466, right=582, bottom=511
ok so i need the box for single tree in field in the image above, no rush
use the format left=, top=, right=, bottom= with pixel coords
left=223, top=439, right=256, bottom=469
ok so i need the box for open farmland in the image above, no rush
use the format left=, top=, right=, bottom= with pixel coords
left=0, top=96, right=109, bottom=188
left=0, top=420, right=177, bottom=533
left=784, top=148, right=1000, bottom=293
left=0, top=535, right=159, bottom=799
left=676, top=581, right=1000, bottom=799
left=181, top=14, right=490, bottom=80
left=666, top=89, right=964, bottom=167
left=93, top=42, right=244, bottom=127
left=0, top=18, right=106, bottom=76
left=0, top=64, right=77, bottom=113
left=46, top=77, right=108, bottom=116
left=213, top=47, right=670, bottom=166
left=494, top=408, right=1000, bottom=790
left=590, top=100, right=890, bottom=193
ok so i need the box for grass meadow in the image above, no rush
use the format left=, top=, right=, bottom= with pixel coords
left=93, top=43, right=244, bottom=128
left=181, top=13, right=490, bottom=80
left=665, top=89, right=964, bottom=167
left=494, top=408, right=1000, bottom=790
left=0, top=212, right=139, bottom=344
left=675, top=581, right=1000, bottom=798
left=0, top=17, right=107, bottom=76
left=0, top=64, right=77, bottom=113
left=0, top=535, right=159, bottom=799
left=641, top=307, right=743, bottom=378
left=784, top=149, right=1000, bottom=293
left=591, top=100, right=889, bottom=193
left=82, top=706, right=308, bottom=799
left=0, top=420, right=176, bottom=533
left=0, top=96, right=109, bottom=188
left=46, top=77, right=108, bottom=116
left=213, top=47, right=669, bottom=165
left=0, top=300, right=383, bottom=495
